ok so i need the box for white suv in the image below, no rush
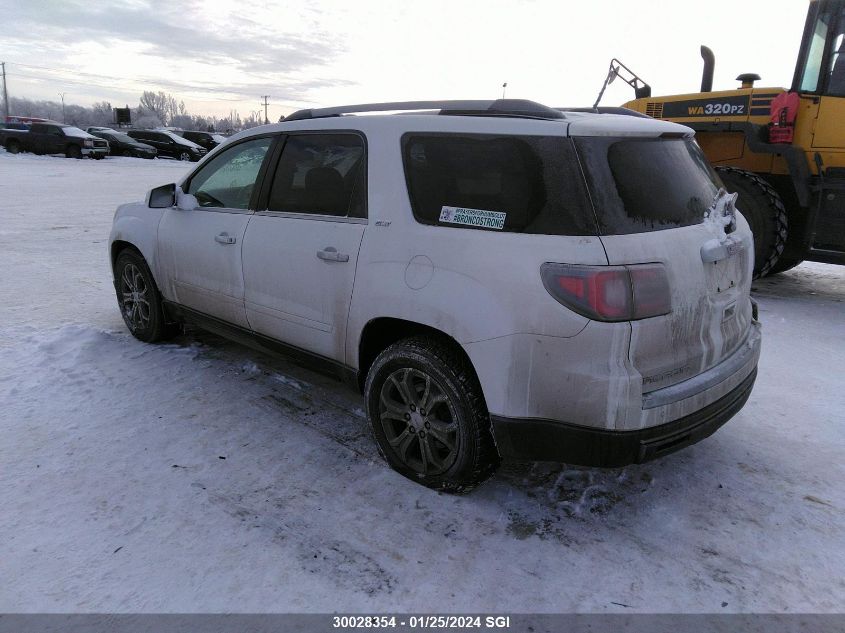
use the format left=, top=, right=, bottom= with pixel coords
left=109, top=99, right=762, bottom=492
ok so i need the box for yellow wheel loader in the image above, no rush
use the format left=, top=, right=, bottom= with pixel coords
left=619, top=0, right=845, bottom=277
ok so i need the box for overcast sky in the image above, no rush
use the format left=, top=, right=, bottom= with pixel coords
left=1, top=0, right=809, bottom=120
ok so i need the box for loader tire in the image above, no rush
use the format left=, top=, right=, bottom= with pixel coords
left=767, top=253, right=804, bottom=275
left=717, top=167, right=788, bottom=279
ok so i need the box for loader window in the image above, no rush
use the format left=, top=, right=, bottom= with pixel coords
left=574, top=137, right=722, bottom=235
left=827, top=12, right=845, bottom=95
left=799, top=7, right=833, bottom=92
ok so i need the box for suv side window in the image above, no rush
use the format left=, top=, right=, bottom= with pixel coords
left=186, top=137, right=273, bottom=209
left=32, top=124, right=60, bottom=135
left=267, top=133, right=366, bottom=218
left=402, top=133, right=596, bottom=235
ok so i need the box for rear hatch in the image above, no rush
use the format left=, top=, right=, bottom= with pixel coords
left=572, top=131, right=754, bottom=393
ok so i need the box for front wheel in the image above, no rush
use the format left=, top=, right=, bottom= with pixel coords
left=6, top=140, right=20, bottom=154
left=114, top=249, right=176, bottom=343
left=364, top=337, right=499, bottom=492
left=179, top=151, right=191, bottom=161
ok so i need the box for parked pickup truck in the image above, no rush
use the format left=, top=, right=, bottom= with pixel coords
left=0, top=121, right=109, bottom=159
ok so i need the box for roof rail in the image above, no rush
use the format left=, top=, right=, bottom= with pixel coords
left=282, top=99, right=566, bottom=122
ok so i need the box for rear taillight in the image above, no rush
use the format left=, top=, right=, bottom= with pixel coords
left=540, top=263, right=671, bottom=322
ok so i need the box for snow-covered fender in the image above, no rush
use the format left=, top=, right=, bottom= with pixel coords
left=108, top=200, right=166, bottom=293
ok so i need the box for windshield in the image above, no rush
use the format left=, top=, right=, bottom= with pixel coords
left=162, top=130, right=199, bottom=148
left=573, top=137, right=722, bottom=235
left=107, top=132, right=137, bottom=144
left=62, top=126, right=91, bottom=138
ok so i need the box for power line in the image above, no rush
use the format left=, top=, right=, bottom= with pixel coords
left=261, top=95, right=270, bottom=124
left=1, top=62, right=9, bottom=119
left=6, top=70, right=262, bottom=105
left=6, top=60, right=309, bottom=107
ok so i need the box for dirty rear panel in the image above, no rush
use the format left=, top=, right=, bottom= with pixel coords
left=575, top=136, right=755, bottom=393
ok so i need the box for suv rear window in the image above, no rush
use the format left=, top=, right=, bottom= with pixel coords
left=574, top=137, right=722, bottom=235
left=402, top=134, right=597, bottom=235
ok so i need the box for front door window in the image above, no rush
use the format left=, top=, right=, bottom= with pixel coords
left=187, top=137, right=272, bottom=209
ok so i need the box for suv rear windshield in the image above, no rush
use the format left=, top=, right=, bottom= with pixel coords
left=402, top=133, right=597, bottom=235
left=574, top=137, right=722, bottom=235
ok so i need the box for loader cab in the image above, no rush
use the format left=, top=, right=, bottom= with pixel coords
left=793, top=0, right=845, bottom=96
left=793, top=0, right=845, bottom=149
left=791, top=0, right=845, bottom=260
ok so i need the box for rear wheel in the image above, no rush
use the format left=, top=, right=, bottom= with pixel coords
left=364, top=337, right=499, bottom=493
left=114, top=249, right=177, bottom=343
left=717, top=167, right=788, bottom=278
left=5, top=139, right=20, bottom=154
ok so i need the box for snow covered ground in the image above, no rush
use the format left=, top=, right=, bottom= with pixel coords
left=0, top=150, right=843, bottom=613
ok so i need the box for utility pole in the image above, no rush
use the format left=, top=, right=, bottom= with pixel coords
left=1, top=62, right=9, bottom=120
left=261, top=95, right=270, bottom=124
left=58, top=92, right=66, bottom=123
left=502, top=82, right=508, bottom=99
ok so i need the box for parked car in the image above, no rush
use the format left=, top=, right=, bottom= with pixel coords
left=176, top=130, right=227, bottom=152
left=2, top=121, right=108, bottom=158
left=125, top=129, right=206, bottom=161
left=109, top=99, right=761, bottom=492
left=90, top=130, right=157, bottom=159
left=87, top=126, right=115, bottom=134
left=0, top=121, right=29, bottom=144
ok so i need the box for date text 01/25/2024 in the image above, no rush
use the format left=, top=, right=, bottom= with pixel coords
left=332, top=615, right=511, bottom=629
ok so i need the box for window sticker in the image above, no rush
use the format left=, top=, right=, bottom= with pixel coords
left=439, top=206, right=506, bottom=230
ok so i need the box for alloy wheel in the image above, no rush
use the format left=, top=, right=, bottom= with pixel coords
left=119, top=263, right=152, bottom=332
left=378, top=368, right=459, bottom=475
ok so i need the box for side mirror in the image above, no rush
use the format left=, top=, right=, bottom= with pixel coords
left=148, top=183, right=175, bottom=208
left=175, top=187, right=199, bottom=211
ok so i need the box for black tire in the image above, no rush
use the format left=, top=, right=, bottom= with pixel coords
left=767, top=253, right=804, bottom=275
left=113, top=249, right=177, bottom=343
left=717, top=167, right=788, bottom=278
left=66, top=144, right=83, bottom=159
left=364, top=336, right=499, bottom=492
left=122, top=150, right=132, bottom=157
left=178, top=151, right=191, bottom=161
left=5, top=139, right=20, bottom=154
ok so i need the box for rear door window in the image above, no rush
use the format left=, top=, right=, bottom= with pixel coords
left=266, top=133, right=366, bottom=218
left=574, top=137, right=722, bottom=235
left=401, top=133, right=597, bottom=235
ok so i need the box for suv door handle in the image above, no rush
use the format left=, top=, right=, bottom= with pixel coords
left=316, top=246, right=349, bottom=262
left=215, top=233, right=236, bottom=245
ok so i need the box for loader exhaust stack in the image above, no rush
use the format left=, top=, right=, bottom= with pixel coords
left=700, top=45, right=715, bottom=92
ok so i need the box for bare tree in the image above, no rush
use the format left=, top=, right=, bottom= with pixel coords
left=138, top=91, right=179, bottom=126
left=90, top=101, right=113, bottom=126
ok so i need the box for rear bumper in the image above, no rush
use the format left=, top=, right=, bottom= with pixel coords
left=491, top=367, right=757, bottom=467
